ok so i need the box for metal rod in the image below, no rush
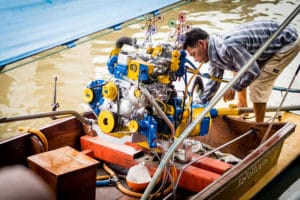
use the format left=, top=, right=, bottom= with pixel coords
left=51, top=76, right=59, bottom=112
left=141, top=4, right=300, bottom=199
left=0, top=110, right=93, bottom=125
left=237, top=105, right=300, bottom=114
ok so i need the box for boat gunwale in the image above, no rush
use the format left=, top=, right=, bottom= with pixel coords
left=191, top=121, right=296, bottom=199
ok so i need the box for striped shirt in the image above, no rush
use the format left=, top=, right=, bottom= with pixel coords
left=200, top=20, right=298, bottom=104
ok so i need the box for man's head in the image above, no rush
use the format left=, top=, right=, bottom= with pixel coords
left=183, top=28, right=209, bottom=63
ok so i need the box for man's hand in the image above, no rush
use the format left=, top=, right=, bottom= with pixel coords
left=223, top=88, right=235, bottom=102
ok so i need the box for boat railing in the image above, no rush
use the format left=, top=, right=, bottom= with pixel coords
left=0, top=110, right=94, bottom=126
left=141, top=4, right=300, bottom=199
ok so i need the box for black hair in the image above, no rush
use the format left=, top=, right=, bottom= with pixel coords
left=183, top=28, right=209, bottom=50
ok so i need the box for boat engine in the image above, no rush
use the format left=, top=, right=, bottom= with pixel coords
left=83, top=37, right=214, bottom=148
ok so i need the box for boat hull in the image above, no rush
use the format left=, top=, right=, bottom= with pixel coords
left=192, top=122, right=295, bottom=199
left=0, top=111, right=297, bottom=199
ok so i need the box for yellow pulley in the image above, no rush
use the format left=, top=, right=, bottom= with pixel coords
left=102, top=82, right=118, bottom=100
left=128, top=120, right=139, bottom=133
left=83, top=88, right=94, bottom=103
left=98, top=110, right=116, bottom=133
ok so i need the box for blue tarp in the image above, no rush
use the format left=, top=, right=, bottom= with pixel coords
left=0, top=0, right=180, bottom=67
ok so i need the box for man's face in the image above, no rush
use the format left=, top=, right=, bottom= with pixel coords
left=186, top=40, right=208, bottom=63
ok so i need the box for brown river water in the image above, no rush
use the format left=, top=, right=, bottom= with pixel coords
left=1, top=0, right=300, bottom=139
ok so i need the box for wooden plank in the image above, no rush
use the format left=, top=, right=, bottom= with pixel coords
left=0, top=133, right=32, bottom=166
left=40, top=117, right=84, bottom=150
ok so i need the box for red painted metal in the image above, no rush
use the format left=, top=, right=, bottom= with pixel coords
left=80, top=135, right=233, bottom=192
left=191, top=154, right=233, bottom=174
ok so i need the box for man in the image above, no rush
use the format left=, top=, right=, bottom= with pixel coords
left=0, top=165, right=55, bottom=200
left=183, top=20, right=299, bottom=122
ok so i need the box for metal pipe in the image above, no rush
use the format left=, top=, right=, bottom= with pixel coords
left=0, top=110, right=94, bottom=125
left=214, top=105, right=300, bottom=117
left=51, top=76, right=59, bottom=112
left=236, top=105, right=300, bottom=115
left=239, top=105, right=300, bottom=114
left=141, top=4, right=300, bottom=199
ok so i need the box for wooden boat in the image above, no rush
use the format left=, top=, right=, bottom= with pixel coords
left=1, top=109, right=299, bottom=200
left=1, top=2, right=299, bottom=199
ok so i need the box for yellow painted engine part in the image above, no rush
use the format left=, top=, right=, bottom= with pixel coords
left=98, top=110, right=116, bottom=133
left=146, top=46, right=154, bottom=54
left=109, top=48, right=121, bottom=57
left=128, top=60, right=154, bottom=81
left=102, top=81, right=118, bottom=100
left=83, top=88, right=94, bottom=103
left=134, top=89, right=141, bottom=98
left=175, top=107, right=212, bottom=137
left=151, top=45, right=163, bottom=57
left=128, top=120, right=139, bottom=133
left=157, top=75, right=171, bottom=84
left=170, top=50, right=180, bottom=72
left=175, top=109, right=190, bottom=138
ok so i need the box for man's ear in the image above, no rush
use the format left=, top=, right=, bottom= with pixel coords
left=197, top=39, right=205, bottom=47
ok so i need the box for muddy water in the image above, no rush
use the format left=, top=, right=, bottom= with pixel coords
left=1, top=0, right=300, bottom=139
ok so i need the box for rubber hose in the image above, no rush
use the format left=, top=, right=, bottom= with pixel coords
left=96, top=179, right=111, bottom=186
left=115, top=36, right=135, bottom=48
left=102, top=163, right=177, bottom=198
left=18, top=127, right=48, bottom=151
